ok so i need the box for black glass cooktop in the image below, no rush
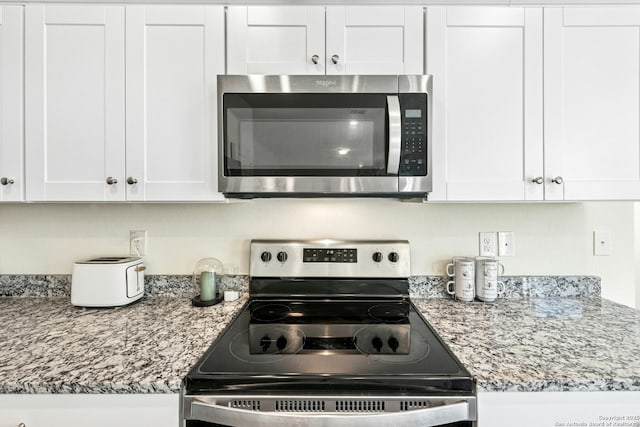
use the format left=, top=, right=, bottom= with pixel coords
left=184, top=300, right=474, bottom=395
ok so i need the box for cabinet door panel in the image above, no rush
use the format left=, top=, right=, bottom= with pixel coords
left=227, top=6, right=324, bottom=75
left=25, top=5, right=125, bottom=201
left=126, top=5, right=224, bottom=201
left=0, top=394, right=178, bottom=427
left=0, top=6, right=24, bottom=202
left=326, top=6, right=423, bottom=75
left=544, top=7, right=640, bottom=200
left=427, top=7, right=543, bottom=201
left=478, top=391, right=640, bottom=427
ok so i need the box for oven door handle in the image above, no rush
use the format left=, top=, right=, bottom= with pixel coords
left=386, top=95, right=401, bottom=175
left=191, top=400, right=471, bottom=427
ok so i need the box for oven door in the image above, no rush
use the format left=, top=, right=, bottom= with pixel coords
left=182, top=395, right=476, bottom=427
left=217, top=76, right=403, bottom=197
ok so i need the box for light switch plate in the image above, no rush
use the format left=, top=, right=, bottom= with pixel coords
left=593, top=231, right=611, bottom=256
left=498, top=231, right=515, bottom=257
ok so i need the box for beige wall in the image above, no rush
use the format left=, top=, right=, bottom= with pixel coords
left=0, top=200, right=636, bottom=308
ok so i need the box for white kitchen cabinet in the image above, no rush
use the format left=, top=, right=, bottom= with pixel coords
left=0, top=6, right=24, bottom=202
left=126, top=5, right=225, bottom=201
left=227, top=5, right=423, bottom=75
left=478, top=391, right=640, bottom=426
left=227, top=6, right=324, bottom=75
left=324, top=6, right=423, bottom=75
left=25, top=4, right=126, bottom=202
left=26, top=4, right=225, bottom=202
left=0, top=394, right=178, bottom=427
left=544, top=7, right=640, bottom=201
left=427, top=7, right=544, bottom=201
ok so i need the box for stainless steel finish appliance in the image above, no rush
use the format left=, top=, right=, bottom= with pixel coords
left=218, top=75, right=432, bottom=198
left=181, top=240, right=476, bottom=427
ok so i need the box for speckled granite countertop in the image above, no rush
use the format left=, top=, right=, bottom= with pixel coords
left=414, top=297, right=640, bottom=392
left=1, top=275, right=639, bottom=394
left=0, top=296, right=247, bottom=394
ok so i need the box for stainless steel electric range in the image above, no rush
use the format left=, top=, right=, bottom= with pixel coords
left=181, top=240, right=476, bottom=427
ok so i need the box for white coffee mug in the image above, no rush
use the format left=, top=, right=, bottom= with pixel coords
left=446, top=256, right=475, bottom=302
left=475, top=256, right=505, bottom=302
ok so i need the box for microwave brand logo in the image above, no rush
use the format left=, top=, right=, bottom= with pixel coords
left=315, top=79, right=337, bottom=88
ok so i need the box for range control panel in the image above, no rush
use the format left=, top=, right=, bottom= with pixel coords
left=303, top=248, right=357, bottom=263
left=250, top=240, right=410, bottom=278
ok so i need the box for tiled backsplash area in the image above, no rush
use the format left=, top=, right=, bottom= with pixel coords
left=0, top=275, right=249, bottom=298
left=409, top=276, right=601, bottom=299
left=1, top=275, right=600, bottom=299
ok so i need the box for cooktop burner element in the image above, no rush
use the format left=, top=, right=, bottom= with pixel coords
left=230, top=326, right=305, bottom=362
left=182, top=240, right=476, bottom=427
left=250, top=303, right=292, bottom=322
left=368, top=304, right=410, bottom=322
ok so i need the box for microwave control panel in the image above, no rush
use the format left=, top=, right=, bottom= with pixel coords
left=399, top=93, right=428, bottom=176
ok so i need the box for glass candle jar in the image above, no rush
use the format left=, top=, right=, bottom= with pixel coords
left=193, top=258, right=223, bottom=302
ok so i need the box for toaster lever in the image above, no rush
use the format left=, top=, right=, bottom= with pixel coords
left=135, top=265, right=146, bottom=272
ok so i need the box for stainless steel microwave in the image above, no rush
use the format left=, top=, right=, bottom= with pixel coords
left=218, top=75, right=432, bottom=198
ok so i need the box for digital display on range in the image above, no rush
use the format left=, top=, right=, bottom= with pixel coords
left=303, top=248, right=357, bottom=263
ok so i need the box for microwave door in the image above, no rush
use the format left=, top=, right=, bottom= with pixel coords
left=386, top=95, right=401, bottom=175
left=220, top=92, right=401, bottom=196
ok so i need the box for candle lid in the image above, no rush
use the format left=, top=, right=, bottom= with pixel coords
left=193, top=257, right=223, bottom=275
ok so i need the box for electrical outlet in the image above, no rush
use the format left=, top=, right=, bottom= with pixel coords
left=498, top=231, right=515, bottom=257
left=593, top=231, right=611, bottom=256
left=130, top=230, right=147, bottom=256
left=479, top=232, right=498, bottom=256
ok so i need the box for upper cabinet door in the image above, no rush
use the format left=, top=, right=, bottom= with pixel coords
left=0, top=6, right=24, bottom=202
left=427, top=7, right=543, bottom=201
left=25, top=5, right=125, bottom=201
left=325, top=6, right=423, bottom=75
left=544, top=8, right=640, bottom=201
left=227, top=6, right=324, bottom=75
left=126, top=5, right=225, bottom=201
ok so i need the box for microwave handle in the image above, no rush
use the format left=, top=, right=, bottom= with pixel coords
left=386, top=95, right=401, bottom=175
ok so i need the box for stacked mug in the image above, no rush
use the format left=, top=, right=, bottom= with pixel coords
left=446, top=256, right=505, bottom=302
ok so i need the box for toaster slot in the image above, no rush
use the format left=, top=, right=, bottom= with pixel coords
left=126, top=264, right=145, bottom=298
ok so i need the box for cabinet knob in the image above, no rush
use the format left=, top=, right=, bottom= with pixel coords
left=19, top=423, right=26, bottom=427
left=552, top=176, right=564, bottom=185
left=331, top=54, right=340, bottom=64
left=531, top=176, right=543, bottom=185
left=127, top=177, right=138, bottom=185
left=311, top=54, right=319, bottom=64
left=106, top=177, right=118, bottom=185
left=0, top=177, right=14, bottom=186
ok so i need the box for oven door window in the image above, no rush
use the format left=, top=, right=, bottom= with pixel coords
left=224, top=93, right=388, bottom=176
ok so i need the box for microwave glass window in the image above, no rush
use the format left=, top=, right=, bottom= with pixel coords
left=224, top=94, right=388, bottom=176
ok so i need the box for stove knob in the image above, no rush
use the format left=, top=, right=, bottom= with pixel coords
left=276, top=336, right=288, bottom=351
left=260, top=251, right=272, bottom=263
left=277, top=251, right=288, bottom=263
left=388, top=252, right=400, bottom=263
left=260, top=335, right=271, bottom=353
left=388, top=337, right=399, bottom=353
left=372, top=252, right=383, bottom=263
left=372, top=337, right=383, bottom=353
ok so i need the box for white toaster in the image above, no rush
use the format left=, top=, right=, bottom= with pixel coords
left=71, top=257, right=145, bottom=307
